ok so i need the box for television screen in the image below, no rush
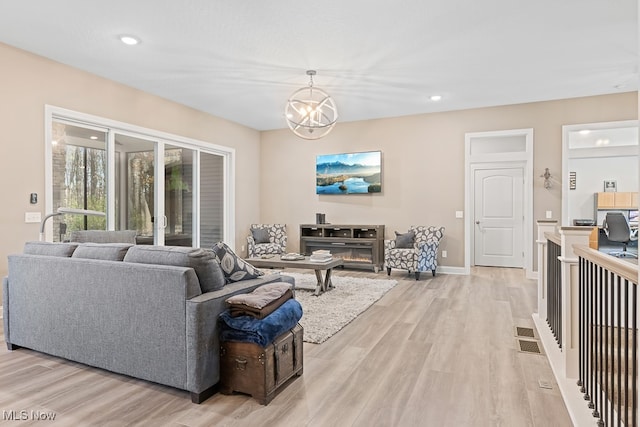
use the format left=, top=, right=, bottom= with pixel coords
left=316, top=151, right=382, bottom=194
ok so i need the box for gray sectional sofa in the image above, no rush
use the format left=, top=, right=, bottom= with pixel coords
left=2, top=241, right=294, bottom=403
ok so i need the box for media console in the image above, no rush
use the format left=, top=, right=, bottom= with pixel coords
left=299, top=224, right=385, bottom=272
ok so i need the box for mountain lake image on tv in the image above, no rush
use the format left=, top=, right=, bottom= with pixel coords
left=316, top=151, right=382, bottom=194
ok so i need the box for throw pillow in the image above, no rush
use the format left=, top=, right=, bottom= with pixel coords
left=395, top=230, right=415, bottom=249
left=212, top=241, right=265, bottom=283
left=123, top=245, right=226, bottom=292
left=23, top=241, right=79, bottom=257
left=251, top=227, right=271, bottom=244
left=72, top=243, right=133, bottom=261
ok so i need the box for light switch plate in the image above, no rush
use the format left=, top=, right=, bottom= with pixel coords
left=25, top=212, right=41, bottom=223
left=545, top=210, right=552, bottom=219
left=455, top=211, right=463, bottom=218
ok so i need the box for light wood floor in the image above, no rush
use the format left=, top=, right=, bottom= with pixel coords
left=0, top=267, right=572, bottom=426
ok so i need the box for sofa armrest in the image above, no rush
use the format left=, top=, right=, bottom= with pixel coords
left=247, top=236, right=257, bottom=257
left=416, top=239, right=441, bottom=271
left=384, top=239, right=397, bottom=250
left=2, top=276, right=10, bottom=347
left=417, top=239, right=440, bottom=255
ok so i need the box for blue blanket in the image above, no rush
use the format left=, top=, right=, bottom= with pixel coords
left=219, top=298, right=303, bottom=347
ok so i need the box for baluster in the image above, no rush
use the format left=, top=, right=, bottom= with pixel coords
left=578, top=257, right=585, bottom=393
left=594, top=265, right=601, bottom=420
left=624, top=278, right=629, bottom=427
left=632, top=281, right=637, bottom=427
left=617, top=274, right=622, bottom=427
left=587, top=264, right=596, bottom=409
left=605, top=273, right=616, bottom=426
left=557, top=244, right=561, bottom=348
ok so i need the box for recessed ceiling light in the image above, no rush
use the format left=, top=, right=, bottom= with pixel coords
left=430, top=95, right=442, bottom=101
left=120, top=35, right=140, bottom=46
left=90, top=136, right=98, bottom=140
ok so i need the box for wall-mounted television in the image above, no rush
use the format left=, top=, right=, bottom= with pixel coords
left=316, top=150, right=382, bottom=194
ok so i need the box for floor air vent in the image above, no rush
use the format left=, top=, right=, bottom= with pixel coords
left=517, top=339, right=542, bottom=355
left=514, top=326, right=536, bottom=338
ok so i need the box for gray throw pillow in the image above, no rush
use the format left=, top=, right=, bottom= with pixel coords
left=72, top=243, right=133, bottom=261
left=23, top=241, right=78, bottom=257
left=212, top=241, right=265, bottom=283
left=123, top=245, right=226, bottom=292
left=251, top=227, right=271, bottom=244
left=395, top=231, right=415, bottom=249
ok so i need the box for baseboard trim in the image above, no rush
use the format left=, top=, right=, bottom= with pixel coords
left=438, top=266, right=467, bottom=275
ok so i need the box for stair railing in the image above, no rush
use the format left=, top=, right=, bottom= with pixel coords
left=575, top=245, right=637, bottom=427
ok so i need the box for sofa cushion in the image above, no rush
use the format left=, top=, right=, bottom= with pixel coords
left=212, top=242, right=264, bottom=283
left=251, top=227, right=271, bottom=244
left=23, top=241, right=78, bottom=257
left=69, top=230, right=137, bottom=243
left=72, top=243, right=133, bottom=261
left=394, top=230, right=415, bottom=249
left=124, top=245, right=226, bottom=292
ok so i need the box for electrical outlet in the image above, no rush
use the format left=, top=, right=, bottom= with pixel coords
left=241, top=245, right=245, bottom=252
left=442, top=250, right=447, bottom=258
left=545, top=210, right=552, bottom=219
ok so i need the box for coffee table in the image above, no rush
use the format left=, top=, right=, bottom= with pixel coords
left=246, top=256, right=344, bottom=296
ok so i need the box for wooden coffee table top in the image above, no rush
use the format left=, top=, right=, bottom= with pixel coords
left=246, top=256, right=343, bottom=270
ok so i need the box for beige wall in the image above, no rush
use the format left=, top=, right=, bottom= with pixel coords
left=260, top=92, right=637, bottom=270
left=0, top=41, right=636, bottom=279
left=0, top=42, right=263, bottom=279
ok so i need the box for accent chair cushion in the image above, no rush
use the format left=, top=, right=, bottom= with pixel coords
left=23, top=241, right=78, bottom=257
left=123, top=245, right=226, bottom=292
left=251, top=227, right=271, bottom=244
left=212, top=241, right=265, bottom=283
left=394, top=230, right=415, bottom=249
left=72, top=243, right=133, bottom=261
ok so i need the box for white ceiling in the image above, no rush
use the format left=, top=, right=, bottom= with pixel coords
left=0, top=1, right=637, bottom=131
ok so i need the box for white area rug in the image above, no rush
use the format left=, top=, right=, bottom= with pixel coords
left=284, top=272, right=398, bottom=344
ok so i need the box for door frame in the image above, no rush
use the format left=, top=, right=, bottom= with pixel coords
left=464, top=128, right=534, bottom=277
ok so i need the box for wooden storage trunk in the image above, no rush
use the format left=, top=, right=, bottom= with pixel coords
left=219, top=324, right=303, bottom=404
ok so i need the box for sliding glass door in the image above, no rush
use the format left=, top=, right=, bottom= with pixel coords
left=199, top=152, right=224, bottom=247
left=162, top=144, right=195, bottom=246
left=116, top=134, right=198, bottom=246
left=47, top=108, right=231, bottom=248
left=51, top=121, right=108, bottom=241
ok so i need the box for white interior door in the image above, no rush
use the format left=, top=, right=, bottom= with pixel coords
left=474, top=167, right=524, bottom=267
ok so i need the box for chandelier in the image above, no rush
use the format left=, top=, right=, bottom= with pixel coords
left=285, top=70, right=338, bottom=140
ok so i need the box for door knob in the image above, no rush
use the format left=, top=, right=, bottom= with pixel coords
left=475, top=221, right=480, bottom=224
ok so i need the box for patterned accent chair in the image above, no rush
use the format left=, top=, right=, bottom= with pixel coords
left=384, top=226, right=445, bottom=280
left=247, top=224, right=287, bottom=258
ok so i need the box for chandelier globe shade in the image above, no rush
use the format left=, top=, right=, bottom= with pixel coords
left=285, top=70, right=338, bottom=140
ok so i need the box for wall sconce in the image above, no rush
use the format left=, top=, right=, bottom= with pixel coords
left=541, top=168, right=552, bottom=189
left=40, top=207, right=105, bottom=241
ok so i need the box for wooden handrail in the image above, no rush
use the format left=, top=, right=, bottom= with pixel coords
left=572, top=244, right=638, bottom=284
left=544, top=231, right=561, bottom=246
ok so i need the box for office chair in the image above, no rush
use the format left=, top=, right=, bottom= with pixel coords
left=603, top=212, right=638, bottom=258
